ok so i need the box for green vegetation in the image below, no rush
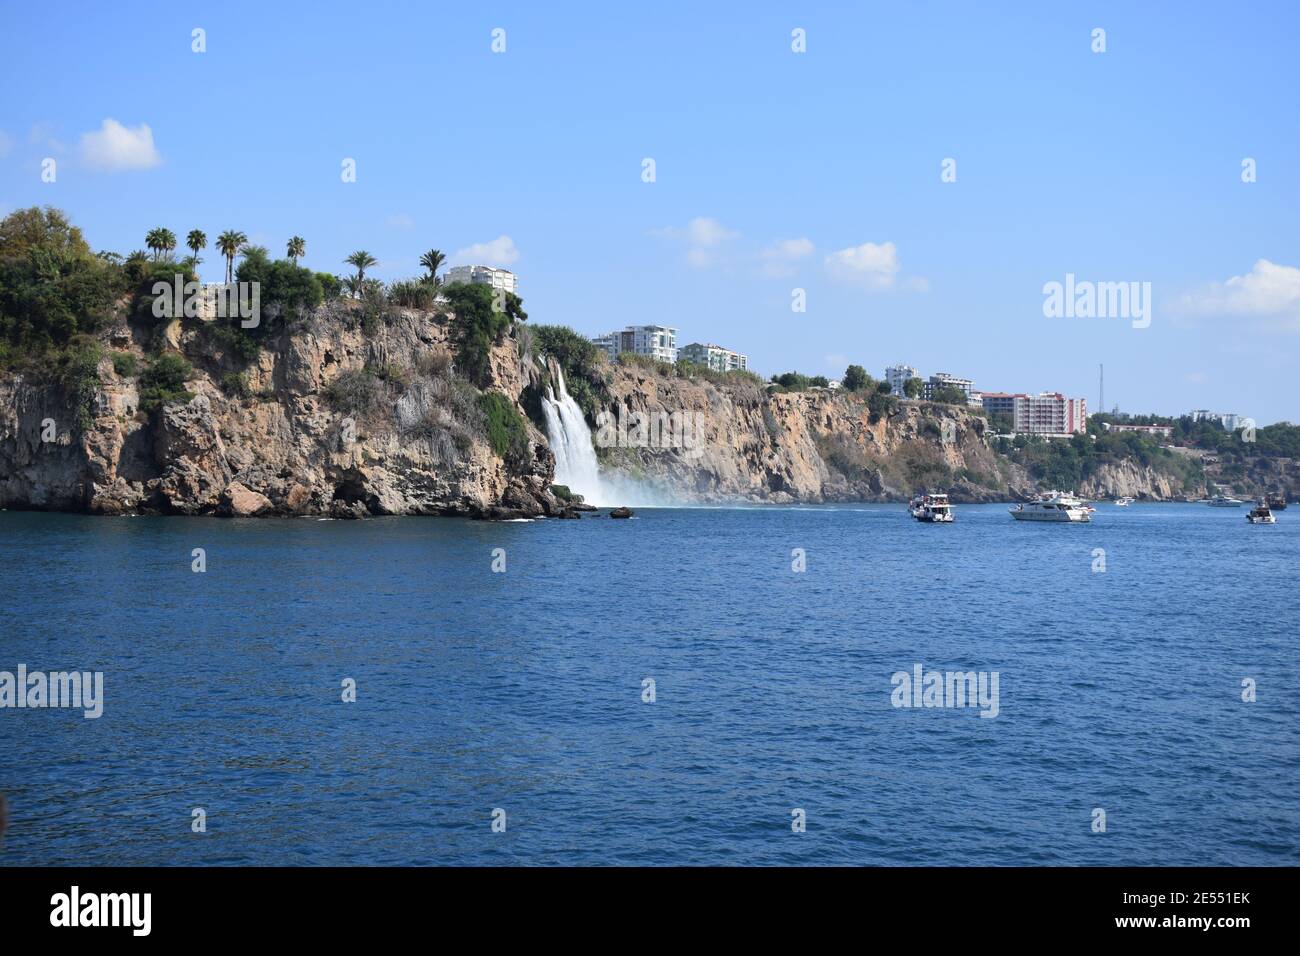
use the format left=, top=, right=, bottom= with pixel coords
left=286, top=236, right=306, bottom=266
left=345, top=250, right=378, bottom=294
left=996, top=429, right=1203, bottom=492
left=928, top=384, right=968, bottom=405
left=138, top=352, right=195, bottom=412
left=842, top=364, right=870, bottom=392
left=530, top=324, right=607, bottom=421
left=0, top=207, right=125, bottom=362
left=419, top=249, right=446, bottom=285
left=478, top=391, right=529, bottom=461
left=220, top=371, right=250, bottom=398
left=388, top=280, right=436, bottom=310
left=55, top=337, right=104, bottom=429
left=903, top=376, right=924, bottom=399
left=324, top=367, right=384, bottom=416
left=111, top=351, right=137, bottom=377
left=443, top=281, right=526, bottom=386
left=216, top=230, right=246, bottom=284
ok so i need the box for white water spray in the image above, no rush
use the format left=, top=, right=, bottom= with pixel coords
left=539, top=360, right=671, bottom=507
left=541, top=363, right=604, bottom=503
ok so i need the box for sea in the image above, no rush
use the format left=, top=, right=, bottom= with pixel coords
left=0, top=503, right=1296, bottom=866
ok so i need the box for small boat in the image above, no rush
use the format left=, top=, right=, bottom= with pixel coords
left=1246, top=503, right=1277, bottom=524
left=1115, top=496, right=1134, bottom=507
left=1207, top=495, right=1245, bottom=507
left=1010, top=491, right=1092, bottom=522
left=914, top=493, right=954, bottom=523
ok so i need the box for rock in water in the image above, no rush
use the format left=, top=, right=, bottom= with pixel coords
left=609, top=507, right=633, bottom=519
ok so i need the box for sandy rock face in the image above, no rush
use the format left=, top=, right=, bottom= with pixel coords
left=0, top=305, right=564, bottom=518
left=597, top=365, right=1027, bottom=503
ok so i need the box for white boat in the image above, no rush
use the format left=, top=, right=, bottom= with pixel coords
left=1114, top=496, right=1134, bottom=507
left=1208, top=495, right=1245, bottom=507
left=1010, top=491, right=1092, bottom=522
left=1246, top=503, right=1277, bottom=524
left=914, top=493, right=954, bottom=523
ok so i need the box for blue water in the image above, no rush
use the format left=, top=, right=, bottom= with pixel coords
left=0, top=504, right=1296, bottom=866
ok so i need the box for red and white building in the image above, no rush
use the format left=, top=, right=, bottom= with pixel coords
left=981, top=391, right=1087, bottom=438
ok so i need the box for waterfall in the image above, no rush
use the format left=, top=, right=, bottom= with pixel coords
left=541, top=361, right=606, bottom=505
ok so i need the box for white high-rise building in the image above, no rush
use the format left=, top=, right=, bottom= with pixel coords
left=443, top=264, right=518, bottom=295
left=591, top=325, right=678, bottom=363
left=885, top=364, right=919, bottom=396
left=680, top=342, right=747, bottom=373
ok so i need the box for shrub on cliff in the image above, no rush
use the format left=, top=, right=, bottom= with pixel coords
left=54, top=336, right=105, bottom=429
left=444, top=282, right=526, bottom=386
left=0, top=207, right=124, bottom=359
left=478, top=391, right=529, bottom=462
left=138, top=352, right=195, bottom=412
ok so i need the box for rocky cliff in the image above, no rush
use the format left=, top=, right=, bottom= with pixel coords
left=1, top=302, right=1230, bottom=516
left=593, top=361, right=1027, bottom=504
left=0, top=302, right=565, bottom=518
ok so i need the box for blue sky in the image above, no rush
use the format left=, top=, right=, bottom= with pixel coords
left=2, top=1, right=1297, bottom=423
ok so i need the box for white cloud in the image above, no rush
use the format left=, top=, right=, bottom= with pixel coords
left=78, top=119, right=161, bottom=171
left=759, top=237, right=814, bottom=277
left=825, top=240, right=900, bottom=288
left=1177, top=259, right=1300, bottom=329
left=452, top=235, right=518, bottom=266
left=651, top=216, right=739, bottom=268
left=386, top=213, right=415, bottom=230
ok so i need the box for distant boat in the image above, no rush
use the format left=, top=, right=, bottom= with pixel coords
left=1207, top=495, right=1245, bottom=507
left=1246, top=503, right=1277, bottom=524
left=1265, top=492, right=1288, bottom=511
left=1115, top=496, right=1134, bottom=507
left=1010, top=491, right=1092, bottom=522
left=913, top=493, right=954, bottom=523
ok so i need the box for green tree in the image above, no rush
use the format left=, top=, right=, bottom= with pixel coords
left=345, top=250, right=378, bottom=296
left=842, top=364, right=869, bottom=391
left=216, top=230, right=247, bottom=284
left=903, top=376, right=923, bottom=399
left=419, top=249, right=446, bottom=285
left=157, top=228, right=177, bottom=261
left=145, top=227, right=164, bottom=261
left=287, top=235, right=306, bottom=265
left=186, top=230, right=207, bottom=269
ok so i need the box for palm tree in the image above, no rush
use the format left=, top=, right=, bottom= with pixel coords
left=158, top=228, right=177, bottom=262
left=216, top=230, right=247, bottom=284
left=286, top=236, right=306, bottom=266
left=145, top=228, right=165, bottom=261
left=345, top=250, right=378, bottom=296
left=186, top=230, right=207, bottom=269
left=418, top=249, right=446, bottom=285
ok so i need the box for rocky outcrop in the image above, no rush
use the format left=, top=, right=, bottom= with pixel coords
left=0, top=303, right=566, bottom=519
left=595, top=362, right=1028, bottom=503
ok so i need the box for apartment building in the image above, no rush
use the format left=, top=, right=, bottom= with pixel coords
left=923, top=372, right=975, bottom=402
left=591, top=325, right=678, bottom=363
left=680, top=342, right=747, bottom=373
left=981, top=392, right=1087, bottom=437
left=442, top=264, right=518, bottom=295
left=885, top=363, right=919, bottom=397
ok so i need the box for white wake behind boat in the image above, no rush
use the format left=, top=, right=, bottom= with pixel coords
left=1010, top=491, right=1092, bottom=522
left=1115, top=496, right=1134, bottom=507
